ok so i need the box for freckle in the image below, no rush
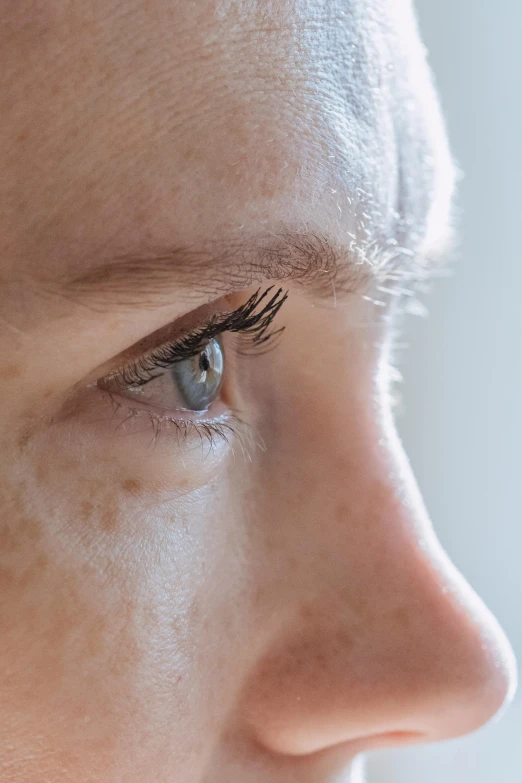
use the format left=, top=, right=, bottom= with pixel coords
left=0, top=517, right=41, bottom=551
left=35, top=462, right=48, bottom=482
left=333, top=627, right=356, bottom=654
left=21, top=408, right=38, bottom=423
left=313, top=647, right=328, bottom=669
left=80, top=500, right=94, bottom=518
left=12, top=494, right=24, bottom=513
left=19, top=553, right=48, bottom=588
left=99, top=506, right=119, bottom=532
left=299, top=602, right=315, bottom=621
left=177, top=475, right=190, bottom=490
left=392, top=605, right=410, bottom=629
left=350, top=591, right=369, bottom=618
left=264, top=534, right=278, bottom=554
left=17, top=430, right=32, bottom=450
left=18, top=516, right=42, bottom=543
left=121, top=478, right=142, bottom=495
left=0, top=565, right=15, bottom=590
left=61, top=458, right=79, bottom=473
left=0, top=524, right=16, bottom=551
left=7, top=483, right=27, bottom=513
left=0, top=364, right=21, bottom=380
left=336, top=503, right=349, bottom=523
left=181, top=145, right=199, bottom=162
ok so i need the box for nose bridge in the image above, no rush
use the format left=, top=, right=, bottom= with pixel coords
left=241, top=421, right=517, bottom=757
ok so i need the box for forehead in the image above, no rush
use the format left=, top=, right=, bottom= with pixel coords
left=0, top=0, right=453, bottom=285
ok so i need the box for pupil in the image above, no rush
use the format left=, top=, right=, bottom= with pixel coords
left=199, top=351, right=211, bottom=373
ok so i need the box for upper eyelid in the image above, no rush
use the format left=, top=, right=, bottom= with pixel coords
left=97, top=285, right=288, bottom=386
left=150, top=286, right=288, bottom=359
left=96, top=323, right=223, bottom=389
left=79, top=292, right=242, bottom=389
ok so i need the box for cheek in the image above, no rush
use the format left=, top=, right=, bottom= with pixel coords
left=0, top=437, right=251, bottom=778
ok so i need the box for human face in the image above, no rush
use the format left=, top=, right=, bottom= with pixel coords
left=0, top=1, right=517, bottom=781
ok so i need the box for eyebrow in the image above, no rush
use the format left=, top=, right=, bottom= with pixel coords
left=53, top=227, right=438, bottom=313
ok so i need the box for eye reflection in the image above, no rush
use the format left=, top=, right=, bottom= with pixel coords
left=170, top=337, right=224, bottom=411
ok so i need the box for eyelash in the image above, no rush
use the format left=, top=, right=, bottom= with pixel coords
left=104, top=286, right=288, bottom=448
left=117, top=286, right=288, bottom=388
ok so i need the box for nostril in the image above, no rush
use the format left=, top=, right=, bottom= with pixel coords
left=331, top=730, right=426, bottom=757
left=360, top=729, right=425, bottom=747
left=289, top=730, right=428, bottom=770
left=371, top=730, right=423, bottom=742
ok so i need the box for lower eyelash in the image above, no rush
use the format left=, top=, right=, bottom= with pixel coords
left=106, top=392, right=261, bottom=458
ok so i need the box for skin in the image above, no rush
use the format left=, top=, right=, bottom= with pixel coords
left=0, top=1, right=517, bottom=782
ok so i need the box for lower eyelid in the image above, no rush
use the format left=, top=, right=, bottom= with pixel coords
left=80, top=385, right=243, bottom=453
left=115, top=405, right=244, bottom=453
left=99, top=386, right=230, bottom=422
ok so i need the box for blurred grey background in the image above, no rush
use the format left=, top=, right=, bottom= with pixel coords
left=367, top=1, right=522, bottom=781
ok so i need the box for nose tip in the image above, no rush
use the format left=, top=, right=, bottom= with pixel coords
left=355, top=541, right=519, bottom=749
left=425, top=566, right=518, bottom=741
left=469, top=634, right=518, bottom=732
left=404, top=528, right=519, bottom=740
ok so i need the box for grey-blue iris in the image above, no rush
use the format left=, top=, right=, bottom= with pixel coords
left=170, top=338, right=224, bottom=411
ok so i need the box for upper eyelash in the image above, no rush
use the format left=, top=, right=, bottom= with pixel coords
left=117, top=285, right=288, bottom=388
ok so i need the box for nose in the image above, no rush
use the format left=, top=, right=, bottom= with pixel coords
left=240, top=418, right=518, bottom=758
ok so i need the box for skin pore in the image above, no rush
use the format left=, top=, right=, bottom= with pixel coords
left=0, top=1, right=517, bottom=782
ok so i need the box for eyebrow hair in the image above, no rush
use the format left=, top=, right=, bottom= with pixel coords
left=53, top=227, right=439, bottom=313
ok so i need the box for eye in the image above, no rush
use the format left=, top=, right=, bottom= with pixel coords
left=94, top=287, right=288, bottom=439
left=170, top=338, right=224, bottom=411
left=100, top=337, right=225, bottom=414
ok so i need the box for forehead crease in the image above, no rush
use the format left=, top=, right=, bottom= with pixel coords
left=1, top=10, right=378, bottom=155
left=0, top=0, right=450, bottom=294
left=0, top=0, right=388, bottom=153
